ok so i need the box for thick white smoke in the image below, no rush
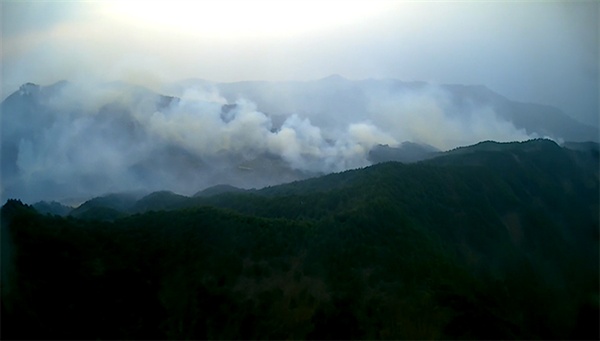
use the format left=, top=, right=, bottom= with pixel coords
left=1, top=79, right=537, bottom=204
left=141, top=89, right=392, bottom=173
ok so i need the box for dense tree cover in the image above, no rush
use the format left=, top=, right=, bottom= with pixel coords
left=2, top=139, right=598, bottom=339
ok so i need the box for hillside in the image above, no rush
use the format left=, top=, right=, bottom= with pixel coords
left=2, top=139, right=598, bottom=339
left=3, top=78, right=598, bottom=204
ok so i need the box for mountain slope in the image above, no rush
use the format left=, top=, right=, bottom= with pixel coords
left=193, top=184, right=246, bottom=197
left=3, top=138, right=598, bottom=339
left=3, top=78, right=597, bottom=204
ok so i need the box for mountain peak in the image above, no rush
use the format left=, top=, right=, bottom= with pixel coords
left=18, top=83, right=40, bottom=96
left=319, top=74, right=347, bottom=82
left=193, top=184, right=244, bottom=197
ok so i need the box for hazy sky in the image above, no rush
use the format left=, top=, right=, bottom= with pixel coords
left=1, top=1, right=598, bottom=126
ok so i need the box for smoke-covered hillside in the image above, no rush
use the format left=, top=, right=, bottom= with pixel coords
left=1, top=77, right=597, bottom=203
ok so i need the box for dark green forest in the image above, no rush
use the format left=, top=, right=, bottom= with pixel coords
left=1, top=139, right=599, bottom=339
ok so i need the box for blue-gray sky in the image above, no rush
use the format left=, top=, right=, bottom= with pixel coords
left=1, top=0, right=598, bottom=126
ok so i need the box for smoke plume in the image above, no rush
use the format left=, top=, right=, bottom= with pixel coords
left=1, top=78, right=537, bottom=204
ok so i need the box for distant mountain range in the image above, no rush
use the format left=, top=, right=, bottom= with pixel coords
left=2, top=77, right=597, bottom=204
left=169, top=76, right=599, bottom=142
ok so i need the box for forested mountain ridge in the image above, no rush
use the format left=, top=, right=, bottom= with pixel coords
left=2, top=138, right=598, bottom=339
left=55, top=139, right=598, bottom=221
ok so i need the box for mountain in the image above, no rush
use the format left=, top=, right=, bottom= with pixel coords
left=368, top=141, right=440, bottom=163
left=2, top=78, right=597, bottom=204
left=131, top=191, right=189, bottom=213
left=206, top=77, right=598, bottom=142
left=36, top=138, right=599, bottom=221
left=31, top=201, right=73, bottom=216
left=69, top=192, right=143, bottom=220
left=193, top=184, right=246, bottom=197
left=563, top=141, right=600, bottom=152
left=440, top=83, right=598, bottom=142
left=0, top=81, right=318, bottom=204
left=3, top=138, right=598, bottom=339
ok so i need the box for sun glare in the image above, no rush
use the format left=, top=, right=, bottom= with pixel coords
left=107, top=1, right=394, bottom=40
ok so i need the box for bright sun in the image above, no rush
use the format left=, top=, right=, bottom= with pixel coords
left=106, top=1, right=394, bottom=40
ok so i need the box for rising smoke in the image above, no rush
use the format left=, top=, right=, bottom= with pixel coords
left=1, top=78, right=536, bottom=204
